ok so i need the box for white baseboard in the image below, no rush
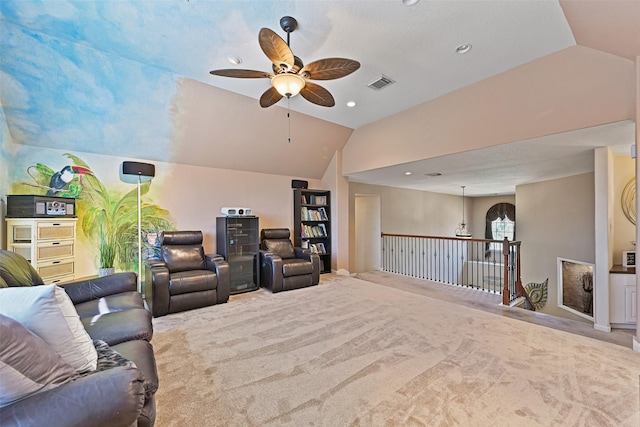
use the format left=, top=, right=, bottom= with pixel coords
left=593, top=323, right=612, bottom=333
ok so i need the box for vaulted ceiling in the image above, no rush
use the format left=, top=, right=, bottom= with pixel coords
left=1, top=1, right=638, bottom=195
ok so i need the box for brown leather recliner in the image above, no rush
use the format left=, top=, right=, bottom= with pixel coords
left=145, top=231, right=230, bottom=317
left=260, top=228, right=320, bottom=293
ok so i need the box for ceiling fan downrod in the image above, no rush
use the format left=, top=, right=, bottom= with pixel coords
left=280, top=16, right=297, bottom=47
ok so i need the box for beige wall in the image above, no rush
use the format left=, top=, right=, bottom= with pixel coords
left=516, top=173, right=595, bottom=322
left=612, top=155, right=636, bottom=265
left=349, top=183, right=467, bottom=235
left=348, top=182, right=468, bottom=273
left=321, top=150, right=350, bottom=274
left=5, top=142, right=323, bottom=278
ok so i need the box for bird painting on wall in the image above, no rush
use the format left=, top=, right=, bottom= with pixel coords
left=45, top=165, right=93, bottom=196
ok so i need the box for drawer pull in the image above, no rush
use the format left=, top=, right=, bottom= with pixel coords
left=52, top=261, right=61, bottom=264
left=52, top=223, right=61, bottom=226
left=52, top=242, right=60, bottom=245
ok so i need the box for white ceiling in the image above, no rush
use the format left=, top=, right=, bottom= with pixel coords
left=204, top=0, right=576, bottom=129
left=1, top=0, right=638, bottom=196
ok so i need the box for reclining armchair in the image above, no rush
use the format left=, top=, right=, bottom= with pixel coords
left=260, top=228, right=320, bottom=293
left=145, top=231, right=230, bottom=317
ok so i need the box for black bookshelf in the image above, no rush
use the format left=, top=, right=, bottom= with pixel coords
left=293, top=189, right=331, bottom=273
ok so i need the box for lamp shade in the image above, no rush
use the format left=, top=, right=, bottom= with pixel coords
left=271, top=73, right=305, bottom=98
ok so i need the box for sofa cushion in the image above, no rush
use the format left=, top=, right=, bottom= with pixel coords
left=262, top=239, right=296, bottom=260
left=162, top=245, right=205, bottom=273
left=282, top=258, right=314, bottom=277
left=81, top=308, right=153, bottom=346
left=74, top=291, right=144, bottom=319
left=91, top=340, right=137, bottom=370
left=113, top=340, right=159, bottom=398
left=0, top=314, right=78, bottom=407
left=169, top=270, right=218, bottom=295
left=0, top=284, right=98, bottom=373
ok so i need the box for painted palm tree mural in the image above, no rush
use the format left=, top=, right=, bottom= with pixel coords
left=11, top=153, right=174, bottom=273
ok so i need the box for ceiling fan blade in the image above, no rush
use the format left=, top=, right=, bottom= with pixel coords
left=300, top=82, right=335, bottom=107
left=259, top=28, right=295, bottom=71
left=259, top=86, right=283, bottom=108
left=209, top=69, right=272, bottom=78
left=299, top=58, right=360, bottom=80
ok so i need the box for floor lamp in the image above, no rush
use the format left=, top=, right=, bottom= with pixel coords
left=119, top=161, right=156, bottom=295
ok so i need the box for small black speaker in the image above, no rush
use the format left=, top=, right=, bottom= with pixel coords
left=121, top=161, right=155, bottom=177
left=120, top=161, right=155, bottom=184
left=292, top=179, right=308, bottom=189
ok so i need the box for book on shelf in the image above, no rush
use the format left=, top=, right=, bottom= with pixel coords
left=301, top=194, right=307, bottom=204
left=309, top=195, right=327, bottom=205
left=301, top=207, right=326, bottom=221
left=301, top=224, right=329, bottom=238
left=318, top=207, right=328, bottom=220
left=308, top=243, right=327, bottom=254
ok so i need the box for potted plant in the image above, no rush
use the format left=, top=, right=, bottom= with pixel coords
left=98, top=230, right=116, bottom=276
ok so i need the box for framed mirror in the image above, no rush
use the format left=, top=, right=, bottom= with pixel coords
left=557, top=258, right=594, bottom=321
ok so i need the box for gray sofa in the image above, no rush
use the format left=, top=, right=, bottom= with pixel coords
left=0, top=250, right=158, bottom=427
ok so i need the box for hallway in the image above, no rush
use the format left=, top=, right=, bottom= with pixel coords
left=355, top=270, right=635, bottom=349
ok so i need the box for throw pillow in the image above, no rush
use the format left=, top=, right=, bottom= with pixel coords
left=0, top=250, right=44, bottom=287
left=0, top=284, right=98, bottom=373
left=0, top=313, right=78, bottom=407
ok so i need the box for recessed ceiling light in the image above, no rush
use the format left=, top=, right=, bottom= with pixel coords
left=346, top=101, right=357, bottom=107
left=404, top=171, right=412, bottom=176
left=402, top=0, right=420, bottom=6
left=226, top=55, right=242, bottom=65
left=455, top=44, right=472, bottom=54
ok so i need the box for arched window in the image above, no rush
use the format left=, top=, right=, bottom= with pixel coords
left=485, top=203, right=516, bottom=253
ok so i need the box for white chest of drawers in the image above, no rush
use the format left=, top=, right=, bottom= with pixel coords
left=6, top=218, right=77, bottom=284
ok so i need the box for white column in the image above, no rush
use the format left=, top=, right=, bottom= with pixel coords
left=594, top=147, right=611, bottom=332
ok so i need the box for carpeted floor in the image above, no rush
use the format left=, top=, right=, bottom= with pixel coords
left=152, top=275, right=639, bottom=426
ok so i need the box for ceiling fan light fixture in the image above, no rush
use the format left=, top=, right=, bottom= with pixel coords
left=271, top=73, right=306, bottom=98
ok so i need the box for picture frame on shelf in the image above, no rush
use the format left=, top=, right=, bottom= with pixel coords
left=622, top=250, right=635, bottom=267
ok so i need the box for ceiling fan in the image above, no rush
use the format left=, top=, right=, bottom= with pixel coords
left=209, top=16, right=360, bottom=108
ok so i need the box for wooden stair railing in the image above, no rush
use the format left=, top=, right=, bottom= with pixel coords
left=381, top=233, right=522, bottom=304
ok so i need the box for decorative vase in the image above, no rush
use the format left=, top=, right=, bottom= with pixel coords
left=98, top=267, right=115, bottom=277
left=582, top=291, right=593, bottom=314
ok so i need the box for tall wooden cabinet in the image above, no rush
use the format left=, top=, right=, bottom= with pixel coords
left=6, top=218, right=77, bottom=284
left=216, top=216, right=260, bottom=294
left=293, top=189, right=331, bottom=273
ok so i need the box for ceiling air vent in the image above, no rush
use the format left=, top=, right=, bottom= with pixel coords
left=366, top=74, right=395, bottom=91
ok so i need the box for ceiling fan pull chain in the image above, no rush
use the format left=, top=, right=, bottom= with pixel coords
left=288, top=97, right=291, bottom=143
